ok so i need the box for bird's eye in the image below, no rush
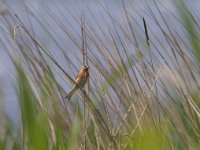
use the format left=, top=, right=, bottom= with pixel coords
left=85, top=67, right=88, bottom=71
left=82, top=65, right=88, bottom=71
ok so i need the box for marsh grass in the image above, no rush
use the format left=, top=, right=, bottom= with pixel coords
left=0, top=0, right=200, bottom=149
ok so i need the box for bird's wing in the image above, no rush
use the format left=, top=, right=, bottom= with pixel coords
left=75, top=71, right=81, bottom=81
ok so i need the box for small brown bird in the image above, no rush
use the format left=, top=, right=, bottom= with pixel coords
left=65, top=65, right=89, bottom=100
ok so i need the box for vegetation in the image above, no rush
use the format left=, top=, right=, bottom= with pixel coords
left=0, top=0, right=200, bottom=149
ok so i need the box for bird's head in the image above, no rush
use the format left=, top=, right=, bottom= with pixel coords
left=82, top=65, right=89, bottom=72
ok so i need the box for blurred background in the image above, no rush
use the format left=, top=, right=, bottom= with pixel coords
left=0, top=0, right=200, bottom=149
left=0, top=0, right=199, bottom=125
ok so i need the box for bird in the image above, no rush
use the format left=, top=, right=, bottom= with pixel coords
left=65, top=65, right=89, bottom=100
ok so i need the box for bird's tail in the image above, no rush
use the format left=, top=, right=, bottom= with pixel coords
left=65, top=86, right=78, bottom=100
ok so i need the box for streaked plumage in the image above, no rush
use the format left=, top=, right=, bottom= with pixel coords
left=65, top=65, right=89, bottom=100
